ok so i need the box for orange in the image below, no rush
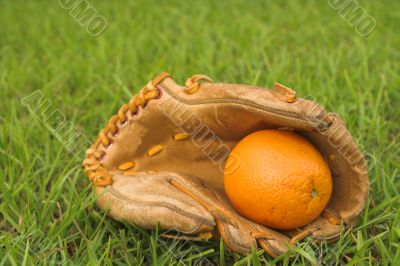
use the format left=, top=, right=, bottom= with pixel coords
left=224, top=129, right=332, bottom=230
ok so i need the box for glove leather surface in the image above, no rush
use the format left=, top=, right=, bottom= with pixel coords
left=84, top=73, right=369, bottom=257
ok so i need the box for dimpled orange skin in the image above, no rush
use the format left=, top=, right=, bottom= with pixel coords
left=224, top=129, right=332, bottom=230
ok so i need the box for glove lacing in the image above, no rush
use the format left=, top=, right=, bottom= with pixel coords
left=83, top=73, right=213, bottom=187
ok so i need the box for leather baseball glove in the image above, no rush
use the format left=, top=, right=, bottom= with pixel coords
left=83, top=73, right=369, bottom=257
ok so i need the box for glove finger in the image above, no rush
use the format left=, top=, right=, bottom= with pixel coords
left=168, top=172, right=290, bottom=256
left=95, top=171, right=215, bottom=235
left=246, top=223, right=290, bottom=258
left=287, top=215, right=342, bottom=243
left=167, top=172, right=255, bottom=253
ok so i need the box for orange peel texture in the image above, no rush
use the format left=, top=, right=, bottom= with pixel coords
left=224, top=129, right=332, bottom=230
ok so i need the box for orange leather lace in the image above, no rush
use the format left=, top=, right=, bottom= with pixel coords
left=184, top=74, right=213, bottom=94
left=83, top=72, right=213, bottom=187
left=83, top=72, right=171, bottom=186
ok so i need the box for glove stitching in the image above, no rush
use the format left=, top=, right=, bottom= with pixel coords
left=83, top=73, right=213, bottom=186
left=83, top=72, right=171, bottom=187
left=107, top=186, right=215, bottom=230
left=160, top=83, right=332, bottom=129
left=248, top=227, right=282, bottom=258
left=168, top=177, right=256, bottom=254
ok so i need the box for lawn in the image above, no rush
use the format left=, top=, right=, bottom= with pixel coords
left=0, top=0, right=399, bottom=265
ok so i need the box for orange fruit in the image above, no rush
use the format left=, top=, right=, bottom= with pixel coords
left=224, top=129, right=332, bottom=230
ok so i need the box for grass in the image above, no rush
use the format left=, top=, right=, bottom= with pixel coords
left=0, top=0, right=399, bottom=265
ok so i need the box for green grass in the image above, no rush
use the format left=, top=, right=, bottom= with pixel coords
left=0, top=0, right=399, bottom=265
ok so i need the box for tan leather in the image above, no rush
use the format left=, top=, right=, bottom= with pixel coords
left=83, top=73, right=369, bottom=257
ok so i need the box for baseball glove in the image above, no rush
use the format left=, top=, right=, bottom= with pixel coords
left=83, top=73, right=369, bottom=257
